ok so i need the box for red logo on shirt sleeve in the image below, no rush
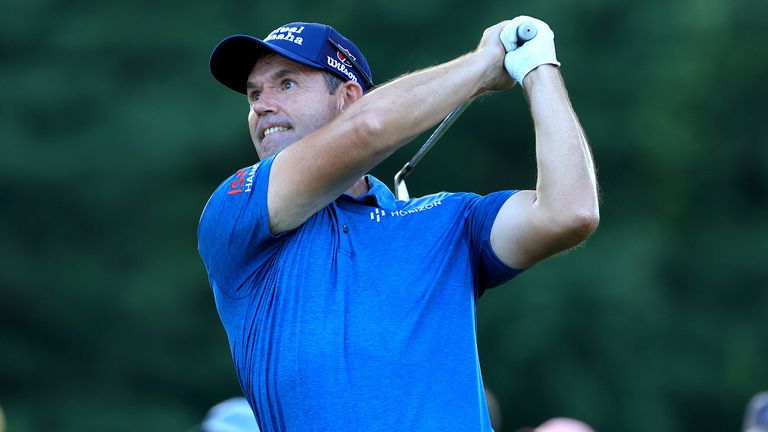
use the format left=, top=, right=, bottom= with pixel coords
left=227, top=168, right=248, bottom=195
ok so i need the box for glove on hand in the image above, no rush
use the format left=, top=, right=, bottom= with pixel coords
left=499, top=16, right=560, bottom=85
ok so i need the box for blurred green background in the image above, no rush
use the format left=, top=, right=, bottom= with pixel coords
left=1, top=0, right=767, bottom=430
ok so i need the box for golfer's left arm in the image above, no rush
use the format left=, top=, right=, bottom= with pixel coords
left=490, top=64, right=599, bottom=270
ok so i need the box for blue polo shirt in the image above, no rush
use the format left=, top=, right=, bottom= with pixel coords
left=198, top=155, right=523, bottom=431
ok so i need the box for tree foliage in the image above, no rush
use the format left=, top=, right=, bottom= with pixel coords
left=1, top=0, right=766, bottom=430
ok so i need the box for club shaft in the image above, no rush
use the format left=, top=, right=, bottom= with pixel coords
left=393, top=102, right=469, bottom=200
left=406, top=102, right=470, bottom=173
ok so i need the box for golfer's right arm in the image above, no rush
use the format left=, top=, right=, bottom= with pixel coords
left=266, top=23, right=514, bottom=234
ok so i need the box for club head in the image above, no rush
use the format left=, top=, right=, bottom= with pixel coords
left=395, top=179, right=409, bottom=201
left=393, top=163, right=412, bottom=201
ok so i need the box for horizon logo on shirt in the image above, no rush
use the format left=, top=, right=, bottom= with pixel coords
left=390, top=201, right=442, bottom=217
left=369, top=208, right=386, bottom=222
left=369, top=201, right=442, bottom=222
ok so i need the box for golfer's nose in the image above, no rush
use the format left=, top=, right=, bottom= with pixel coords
left=250, top=88, right=280, bottom=116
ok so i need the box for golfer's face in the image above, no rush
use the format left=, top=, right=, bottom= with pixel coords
left=246, top=55, right=341, bottom=159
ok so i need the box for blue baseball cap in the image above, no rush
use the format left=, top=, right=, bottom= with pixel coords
left=210, top=22, right=374, bottom=94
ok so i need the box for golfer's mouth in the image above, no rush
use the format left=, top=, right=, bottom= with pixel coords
left=262, top=126, right=291, bottom=140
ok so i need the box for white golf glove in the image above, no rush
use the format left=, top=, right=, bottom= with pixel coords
left=499, top=16, right=560, bottom=85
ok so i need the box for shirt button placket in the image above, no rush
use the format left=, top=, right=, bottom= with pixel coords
left=333, top=202, right=353, bottom=253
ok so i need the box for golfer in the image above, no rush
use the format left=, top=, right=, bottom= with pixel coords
left=198, top=17, right=599, bottom=431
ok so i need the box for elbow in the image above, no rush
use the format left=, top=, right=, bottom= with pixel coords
left=574, top=210, right=600, bottom=239
left=548, top=206, right=599, bottom=247
left=347, top=104, right=409, bottom=155
left=564, top=208, right=600, bottom=243
left=349, top=106, right=386, bottom=145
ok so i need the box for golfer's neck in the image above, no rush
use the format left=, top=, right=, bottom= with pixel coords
left=344, top=176, right=370, bottom=197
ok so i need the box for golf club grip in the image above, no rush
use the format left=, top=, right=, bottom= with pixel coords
left=516, top=23, right=537, bottom=44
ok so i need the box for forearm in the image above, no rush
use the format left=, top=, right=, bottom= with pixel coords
left=345, top=50, right=497, bottom=154
left=525, top=66, right=599, bottom=227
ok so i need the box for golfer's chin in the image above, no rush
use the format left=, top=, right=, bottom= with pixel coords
left=255, top=134, right=299, bottom=159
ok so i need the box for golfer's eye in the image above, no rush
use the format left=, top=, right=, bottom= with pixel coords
left=282, top=80, right=296, bottom=90
left=248, top=91, right=260, bottom=103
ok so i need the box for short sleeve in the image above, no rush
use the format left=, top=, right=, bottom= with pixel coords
left=197, top=156, right=284, bottom=298
left=463, top=190, right=526, bottom=296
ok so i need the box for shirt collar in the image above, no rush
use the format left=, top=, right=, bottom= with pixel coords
left=338, top=175, right=397, bottom=211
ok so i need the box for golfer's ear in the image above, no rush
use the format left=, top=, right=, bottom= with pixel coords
left=338, top=80, right=364, bottom=109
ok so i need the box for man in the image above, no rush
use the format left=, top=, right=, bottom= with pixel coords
left=199, top=16, right=599, bottom=431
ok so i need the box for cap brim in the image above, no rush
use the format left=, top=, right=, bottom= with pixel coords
left=210, top=35, right=325, bottom=95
